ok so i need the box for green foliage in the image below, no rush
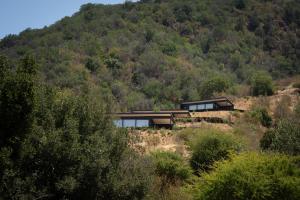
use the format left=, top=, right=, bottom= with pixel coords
left=173, top=3, right=193, bottom=22
left=248, top=107, right=272, bottom=127
left=194, top=153, right=300, bottom=200
left=199, top=76, right=230, bottom=99
left=250, top=71, right=274, bottom=96
left=0, top=0, right=299, bottom=109
left=151, top=151, right=192, bottom=185
left=162, top=42, right=177, bottom=56
left=260, top=119, right=300, bottom=155
left=188, top=130, right=243, bottom=172
left=0, top=57, right=154, bottom=200
left=0, top=55, right=37, bottom=150
left=85, top=57, right=100, bottom=72
left=234, top=0, right=246, bottom=10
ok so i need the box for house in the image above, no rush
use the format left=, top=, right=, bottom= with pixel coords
left=113, top=113, right=175, bottom=129
left=180, top=97, right=234, bottom=112
left=131, top=110, right=190, bottom=118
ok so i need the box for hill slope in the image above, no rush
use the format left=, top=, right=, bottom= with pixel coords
left=0, top=0, right=299, bottom=110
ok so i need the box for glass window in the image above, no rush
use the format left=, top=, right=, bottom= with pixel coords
left=136, top=120, right=150, bottom=127
left=205, top=103, right=214, bottom=109
left=113, top=120, right=123, bottom=128
left=197, top=104, right=205, bottom=110
left=189, top=105, right=197, bottom=111
left=123, top=119, right=136, bottom=128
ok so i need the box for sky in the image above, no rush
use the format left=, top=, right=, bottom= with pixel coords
left=0, top=0, right=129, bottom=39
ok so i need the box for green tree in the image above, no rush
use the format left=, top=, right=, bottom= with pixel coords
left=195, top=153, right=300, bottom=200
left=151, top=151, right=191, bottom=186
left=199, top=76, right=230, bottom=99
left=260, top=119, right=300, bottom=155
left=189, top=131, right=243, bottom=172
left=0, top=55, right=37, bottom=150
left=250, top=71, right=274, bottom=96
left=249, top=107, right=272, bottom=127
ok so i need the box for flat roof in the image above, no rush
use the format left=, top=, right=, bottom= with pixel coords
left=180, top=97, right=233, bottom=106
left=132, top=110, right=189, bottom=114
left=113, top=113, right=173, bottom=118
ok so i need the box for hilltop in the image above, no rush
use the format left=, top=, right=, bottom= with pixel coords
left=0, top=0, right=299, bottom=111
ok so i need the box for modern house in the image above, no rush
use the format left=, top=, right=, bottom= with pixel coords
left=132, top=110, right=190, bottom=118
left=180, top=97, right=234, bottom=112
left=113, top=113, right=175, bottom=129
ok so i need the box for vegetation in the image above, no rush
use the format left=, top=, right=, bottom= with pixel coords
left=248, top=106, right=272, bottom=127
left=194, top=153, right=300, bottom=200
left=188, top=130, right=243, bottom=172
left=151, top=151, right=191, bottom=185
left=178, top=128, right=244, bottom=172
left=150, top=151, right=192, bottom=199
left=0, top=56, right=154, bottom=199
left=0, top=0, right=300, bottom=199
left=260, top=119, right=300, bottom=156
left=250, top=71, right=274, bottom=96
left=1, top=0, right=299, bottom=110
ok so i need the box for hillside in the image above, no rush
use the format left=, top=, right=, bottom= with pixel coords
left=1, top=1, right=300, bottom=199
left=131, top=86, right=300, bottom=155
left=0, top=0, right=299, bottom=111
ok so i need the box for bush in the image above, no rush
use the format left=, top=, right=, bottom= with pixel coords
left=248, top=107, right=272, bottom=127
left=199, top=76, right=230, bottom=99
left=189, top=130, right=243, bottom=172
left=195, top=152, right=300, bottom=200
left=85, top=58, right=100, bottom=72
left=260, top=119, right=300, bottom=155
left=151, top=151, right=192, bottom=186
left=250, top=71, right=274, bottom=96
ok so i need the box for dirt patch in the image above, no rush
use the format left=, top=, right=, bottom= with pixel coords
left=130, top=130, right=190, bottom=157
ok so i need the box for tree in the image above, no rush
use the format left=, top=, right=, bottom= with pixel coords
left=150, top=151, right=192, bottom=198
left=199, top=76, right=230, bottom=99
left=151, top=151, right=191, bottom=186
left=195, top=153, right=300, bottom=200
left=189, top=131, right=243, bottom=172
left=250, top=71, right=274, bottom=96
left=0, top=55, right=37, bottom=150
left=248, top=107, right=272, bottom=127
left=234, top=0, right=246, bottom=10
left=85, top=58, right=100, bottom=72
left=260, top=119, right=300, bottom=155
left=173, top=4, right=192, bottom=22
left=0, top=57, right=154, bottom=199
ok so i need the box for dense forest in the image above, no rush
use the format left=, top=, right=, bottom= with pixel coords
left=1, top=0, right=299, bottom=110
left=0, top=0, right=300, bottom=199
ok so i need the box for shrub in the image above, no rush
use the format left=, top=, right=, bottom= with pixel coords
left=194, top=153, right=300, bottom=200
left=248, top=107, right=272, bottom=127
left=199, top=76, right=230, bottom=99
left=85, top=58, right=100, bottom=72
left=234, top=0, right=246, bottom=10
left=151, top=151, right=192, bottom=186
left=189, top=130, right=243, bottom=172
left=250, top=71, right=274, bottom=96
left=260, top=119, right=300, bottom=155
